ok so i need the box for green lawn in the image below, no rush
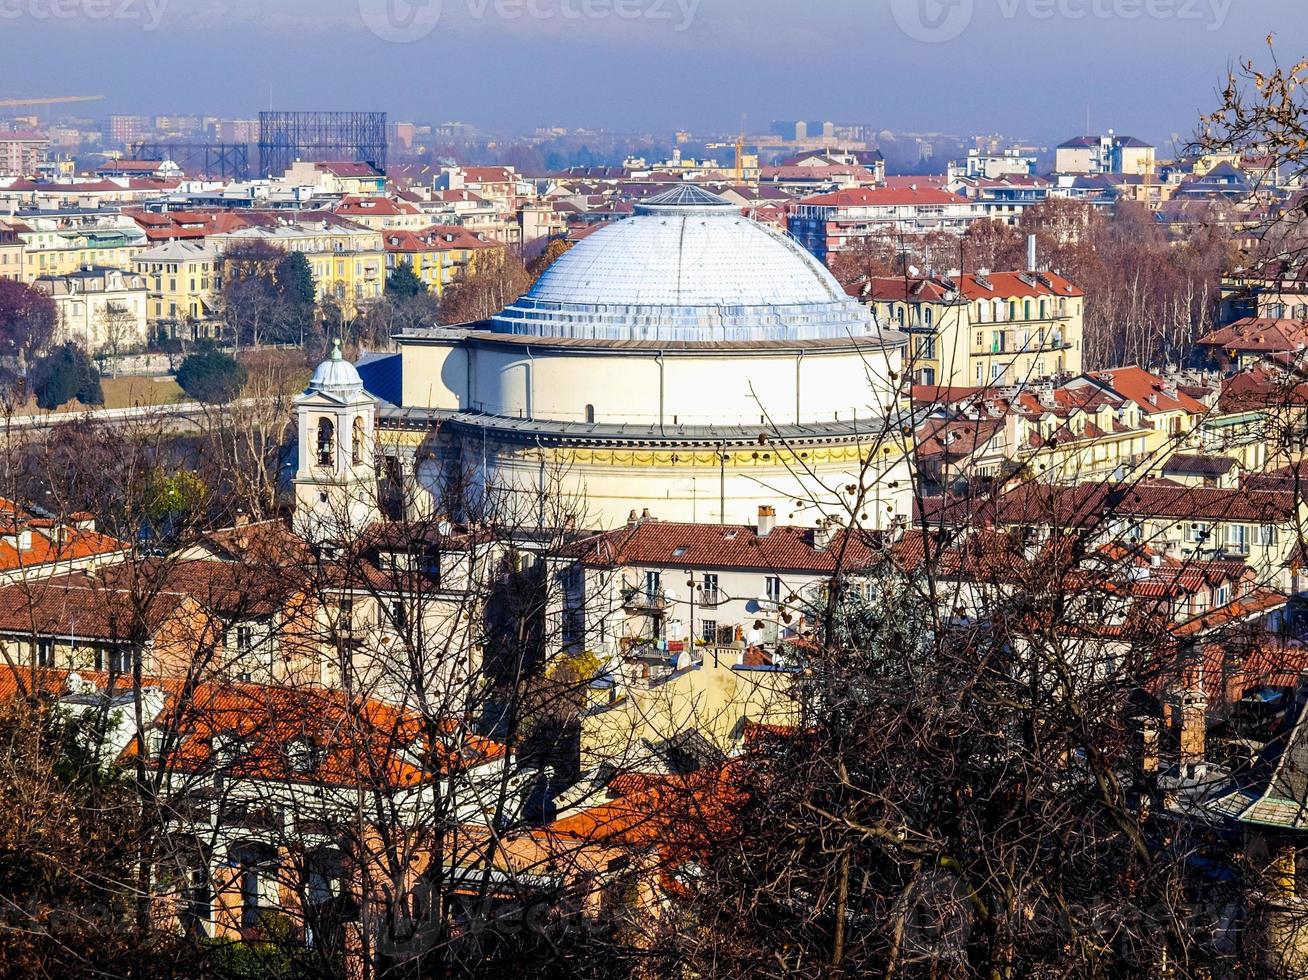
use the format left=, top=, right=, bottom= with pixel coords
left=18, top=376, right=187, bottom=414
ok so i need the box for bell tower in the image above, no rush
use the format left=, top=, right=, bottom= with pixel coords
left=294, top=339, right=380, bottom=543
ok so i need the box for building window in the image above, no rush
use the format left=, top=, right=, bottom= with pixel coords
left=702, top=573, right=720, bottom=605
left=701, top=619, right=718, bottom=644
left=584, top=404, right=595, bottom=424
left=35, top=638, right=54, bottom=668
left=389, top=599, right=407, bottom=632
left=316, top=418, right=335, bottom=467
left=644, top=570, right=661, bottom=603
left=765, top=576, right=782, bottom=604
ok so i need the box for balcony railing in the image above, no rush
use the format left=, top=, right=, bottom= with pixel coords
left=621, top=586, right=667, bottom=613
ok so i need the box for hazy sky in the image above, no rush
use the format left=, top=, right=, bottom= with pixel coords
left=0, top=0, right=1303, bottom=145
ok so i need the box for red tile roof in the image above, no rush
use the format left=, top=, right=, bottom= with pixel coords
left=572, top=521, right=898, bottom=574
left=459, top=167, right=517, bottom=183
left=0, top=497, right=123, bottom=572
left=1198, top=317, right=1308, bottom=353
left=316, top=161, right=383, bottom=178
left=996, top=481, right=1301, bottom=528
left=333, top=196, right=422, bottom=217
left=383, top=225, right=497, bottom=253
left=0, top=579, right=193, bottom=641
left=859, top=270, right=1082, bottom=303
left=0, top=667, right=504, bottom=789
left=801, top=186, right=968, bottom=207
left=1076, top=366, right=1208, bottom=415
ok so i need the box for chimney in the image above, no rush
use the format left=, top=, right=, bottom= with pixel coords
left=1140, top=717, right=1159, bottom=775
left=627, top=509, right=639, bottom=527
left=640, top=508, right=653, bottom=523
left=1027, top=233, right=1038, bottom=272
left=813, top=521, right=832, bottom=551
left=757, top=505, right=776, bottom=537
left=1178, top=687, right=1208, bottom=773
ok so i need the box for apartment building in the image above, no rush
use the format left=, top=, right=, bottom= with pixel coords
left=34, top=266, right=149, bottom=353
left=789, top=186, right=982, bottom=261
left=857, top=269, right=1085, bottom=386
left=209, top=217, right=386, bottom=312
left=0, top=129, right=49, bottom=176
left=383, top=225, right=499, bottom=297
left=133, top=240, right=221, bottom=334
left=914, top=367, right=1207, bottom=488
left=1055, top=133, right=1156, bottom=175
left=0, top=220, right=23, bottom=281
left=12, top=208, right=148, bottom=281
left=331, top=195, right=429, bottom=231
left=994, top=481, right=1305, bottom=592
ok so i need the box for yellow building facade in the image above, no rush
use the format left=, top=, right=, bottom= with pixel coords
left=862, top=270, right=1085, bottom=387
left=383, top=226, right=499, bottom=298
left=133, top=240, right=220, bottom=332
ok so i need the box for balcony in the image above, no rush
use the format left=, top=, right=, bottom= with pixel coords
left=975, top=332, right=1072, bottom=356
left=621, top=586, right=667, bottom=614
left=699, top=590, right=723, bottom=608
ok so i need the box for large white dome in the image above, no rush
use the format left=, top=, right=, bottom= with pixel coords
left=491, top=186, right=879, bottom=343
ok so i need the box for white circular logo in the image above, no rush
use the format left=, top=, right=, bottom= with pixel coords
left=358, top=0, right=443, bottom=43
left=898, top=868, right=973, bottom=961
left=889, top=0, right=974, bottom=43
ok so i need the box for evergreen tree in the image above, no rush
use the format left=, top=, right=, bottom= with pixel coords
left=274, top=251, right=317, bottom=308
left=30, top=343, right=103, bottom=409
left=386, top=261, right=427, bottom=299
left=176, top=350, right=248, bottom=404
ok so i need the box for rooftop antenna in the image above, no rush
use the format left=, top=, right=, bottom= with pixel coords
left=735, top=112, right=746, bottom=184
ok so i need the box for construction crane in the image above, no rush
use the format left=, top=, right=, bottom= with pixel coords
left=0, top=95, right=105, bottom=109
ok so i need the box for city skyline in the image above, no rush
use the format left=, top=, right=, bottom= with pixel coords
left=1, top=0, right=1304, bottom=146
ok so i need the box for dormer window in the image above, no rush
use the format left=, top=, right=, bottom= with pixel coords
left=286, top=738, right=321, bottom=775
left=212, top=732, right=246, bottom=767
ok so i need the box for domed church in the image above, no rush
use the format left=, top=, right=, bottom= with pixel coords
left=334, top=186, right=912, bottom=531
